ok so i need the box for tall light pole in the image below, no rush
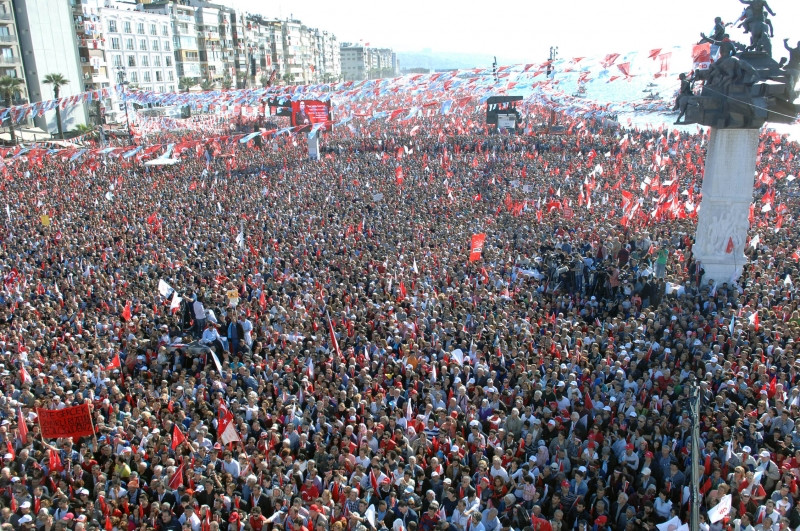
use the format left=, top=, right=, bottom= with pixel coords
left=689, top=378, right=702, bottom=531
left=547, top=46, right=558, bottom=77
left=115, top=66, right=133, bottom=144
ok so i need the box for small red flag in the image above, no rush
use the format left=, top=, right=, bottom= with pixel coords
left=584, top=392, right=593, bottom=411
left=121, top=300, right=132, bottom=321
left=168, top=462, right=185, bottom=490
left=17, top=407, right=27, bottom=445
left=171, top=424, right=186, bottom=450
left=105, top=352, right=121, bottom=371
left=725, top=237, right=734, bottom=254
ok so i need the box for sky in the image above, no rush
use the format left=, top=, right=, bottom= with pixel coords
left=221, top=0, right=800, bottom=65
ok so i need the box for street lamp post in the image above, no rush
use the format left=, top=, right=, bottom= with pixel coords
left=689, top=378, right=702, bottom=531
left=116, top=67, right=133, bottom=144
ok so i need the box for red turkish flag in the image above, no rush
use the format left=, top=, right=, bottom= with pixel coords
left=17, top=407, right=27, bottom=445
left=327, top=313, right=343, bottom=361
left=725, top=237, right=734, bottom=254
left=171, top=424, right=186, bottom=450
left=121, top=300, right=132, bottom=321
left=105, top=352, right=121, bottom=371
left=168, top=461, right=185, bottom=490
left=217, top=403, right=240, bottom=445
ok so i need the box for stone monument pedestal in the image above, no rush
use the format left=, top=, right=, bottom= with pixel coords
left=308, top=133, right=320, bottom=160
left=693, top=128, right=760, bottom=284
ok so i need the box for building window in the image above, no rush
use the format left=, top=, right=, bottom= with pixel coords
left=162, top=25, right=169, bottom=36
left=127, top=55, right=136, bottom=67
left=141, top=56, right=149, bottom=67
left=140, top=39, right=147, bottom=51
left=164, top=40, right=170, bottom=51
left=110, top=37, right=120, bottom=50
left=143, top=71, right=151, bottom=82
left=156, top=71, right=162, bottom=82
left=165, top=56, right=172, bottom=67
left=168, top=71, right=174, bottom=81
left=150, top=24, right=157, bottom=36
left=108, top=20, right=117, bottom=33
left=112, top=55, right=122, bottom=67
left=153, top=55, right=161, bottom=67
left=137, top=23, right=145, bottom=35
left=125, top=38, right=134, bottom=51
left=129, top=71, right=137, bottom=82
left=152, top=40, right=159, bottom=51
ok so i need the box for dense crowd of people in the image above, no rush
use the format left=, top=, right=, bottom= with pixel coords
left=0, top=101, right=799, bottom=531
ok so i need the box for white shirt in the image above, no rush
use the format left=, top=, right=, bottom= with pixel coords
left=193, top=300, right=205, bottom=320
left=180, top=511, right=202, bottom=531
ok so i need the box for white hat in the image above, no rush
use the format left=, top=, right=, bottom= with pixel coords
left=641, top=467, right=651, bottom=475
left=760, top=450, right=771, bottom=458
left=19, top=515, right=33, bottom=524
left=742, top=446, right=751, bottom=453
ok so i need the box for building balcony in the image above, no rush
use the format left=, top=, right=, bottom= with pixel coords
left=0, top=12, right=12, bottom=21
left=0, top=34, right=15, bottom=43
left=0, top=55, right=19, bottom=64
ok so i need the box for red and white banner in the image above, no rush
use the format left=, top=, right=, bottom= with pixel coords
left=217, top=403, right=240, bottom=444
left=37, top=404, right=94, bottom=440
left=692, top=43, right=712, bottom=70
left=469, top=233, right=486, bottom=262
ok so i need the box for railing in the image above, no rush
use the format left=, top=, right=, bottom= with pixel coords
left=0, top=35, right=15, bottom=43
left=0, top=13, right=12, bottom=21
left=0, top=55, right=19, bottom=64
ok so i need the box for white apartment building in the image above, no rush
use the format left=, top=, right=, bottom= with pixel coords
left=86, top=0, right=178, bottom=95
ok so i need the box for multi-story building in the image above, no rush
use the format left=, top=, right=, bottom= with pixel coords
left=0, top=1, right=25, bottom=86
left=141, top=1, right=201, bottom=82
left=243, top=15, right=278, bottom=87
left=78, top=0, right=178, bottom=124
left=14, top=0, right=86, bottom=133
left=310, top=28, right=340, bottom=83
left=341, top=43, right=398, bottom=81
left=192, top=2, right=224, bottom=83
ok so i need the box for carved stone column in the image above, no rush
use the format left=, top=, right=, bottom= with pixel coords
left=693, top=128, right=760, bottom=283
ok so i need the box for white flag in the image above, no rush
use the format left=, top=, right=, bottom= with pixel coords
left=210, top=351, right=223, bottom=374
left=412, top=258, right=418, bottom=275
left=236, top=231, right=245, bottom=250
left=365, top=505, right=376, bottom=527
left=158, top=279, right=174, bottom=298
left=707, top=494, right=731, bottom=523
left=749, top=234, right=760, bottom=249
left=170, top=292, right=182, bottom=311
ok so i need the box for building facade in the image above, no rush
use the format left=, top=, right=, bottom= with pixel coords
left=14, top=0, right=87, bottom=133
left=340, top=43, right=397, bottom=81
left=0, top=0, right=26, bottom=92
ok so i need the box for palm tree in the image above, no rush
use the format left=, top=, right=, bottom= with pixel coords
left=221, top=74, right=233, bottom=90
left=43, top=73, right=69, bottom=139
left=200, top=78, right=213, bottom=91
left=259, top=73, right=271, bottom=88
left=0, top=76, right=25, bottom=145
left=178, top=77, right=195, bottom=92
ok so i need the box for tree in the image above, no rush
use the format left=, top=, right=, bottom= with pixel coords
left=178, top=77, right=196, bottom=92
left=222, top=74, right=233, bottom=90
left=200, top=78, right=213, bottom=91
left=43, top=73, right=69, bottom=139
left=0, top=76, right=25, bottom=145
left=282, top=72, right=295, bottom=85
left=259, top=73, right=270, bottom=88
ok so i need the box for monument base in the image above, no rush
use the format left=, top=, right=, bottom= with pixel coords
left=308, top=133, right=320, bottom=160
left=693, top=128, right=760, bottom=284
